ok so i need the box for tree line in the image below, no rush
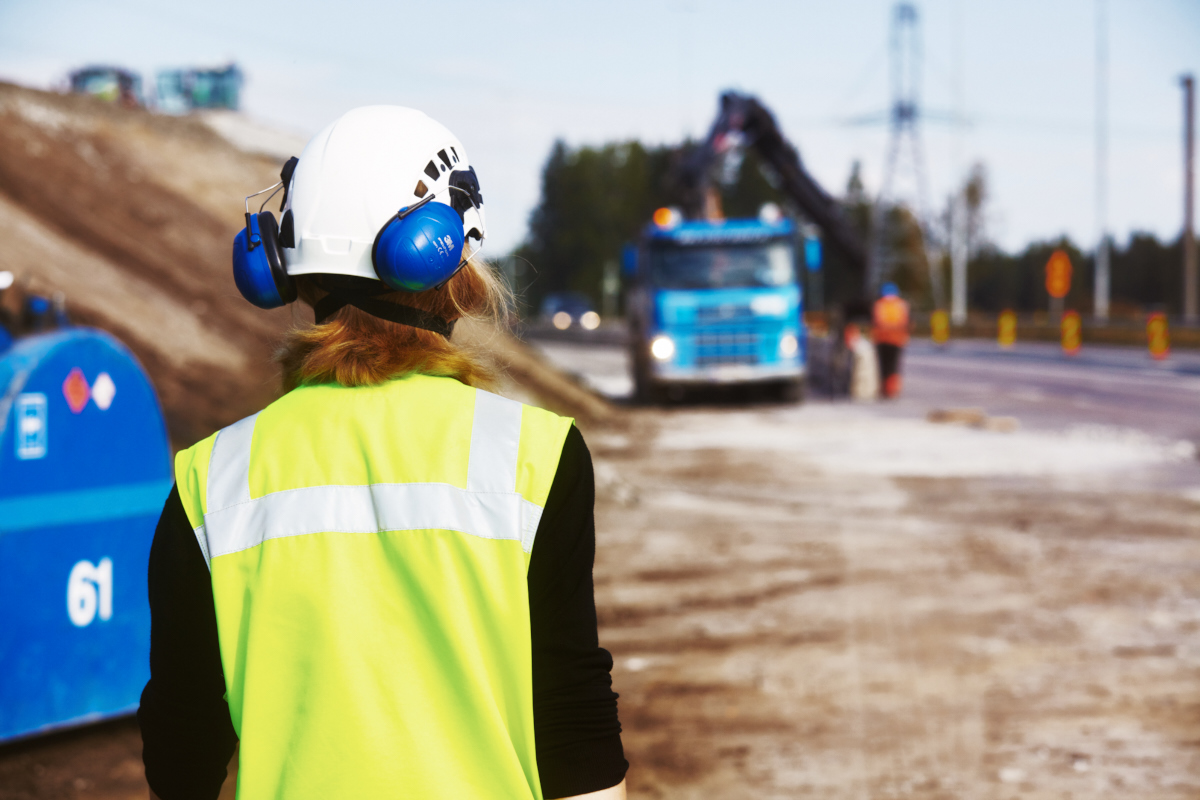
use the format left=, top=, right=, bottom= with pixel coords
left=509, top=139, right=792, bottom=316
left=511, top=139, right=1186, bottom=319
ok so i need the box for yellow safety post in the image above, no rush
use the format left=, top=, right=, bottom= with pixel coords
left=1147, top=312, right=1170, bottom=360
left=1061, top=310, right=1082, bottom=356
left=997, top=310, right=1017, bottom=348
left=930, top=309, right=949, bottom=345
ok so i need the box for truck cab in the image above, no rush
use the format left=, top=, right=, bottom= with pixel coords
left=625, top=209, right=805, bottom=401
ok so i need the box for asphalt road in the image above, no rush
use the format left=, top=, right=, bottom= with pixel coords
left=899, top=339, right=1200, bottom=442
left=529, top=333, right=1200, bottom=443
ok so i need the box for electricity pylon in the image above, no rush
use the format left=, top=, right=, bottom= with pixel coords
left=867, top=3, right=943, bottom=307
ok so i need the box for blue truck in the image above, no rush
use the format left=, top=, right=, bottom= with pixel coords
left=620, top=92, right=869, bottom=403
left=625, top=209, right=805, bottom=402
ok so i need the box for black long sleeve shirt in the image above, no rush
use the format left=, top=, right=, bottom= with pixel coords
left=138, top=426, right=626, bottom=799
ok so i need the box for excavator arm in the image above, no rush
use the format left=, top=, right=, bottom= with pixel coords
left=681, top=92, right=868, bottom=290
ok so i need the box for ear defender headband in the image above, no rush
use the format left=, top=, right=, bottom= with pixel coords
left=230, top=158, right=484, bottom=337
left=232, top=172, right=297, bottom=310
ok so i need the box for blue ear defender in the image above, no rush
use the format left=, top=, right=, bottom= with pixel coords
left=371, top=197, right=467, bottom=293
left=233, top=157, right=482, bottom=308
left=232, top=165, right=298, bottom=309
left=233, top=210, right=296, bottom=309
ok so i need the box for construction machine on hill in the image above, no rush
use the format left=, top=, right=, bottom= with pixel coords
left=155, top=64, right=243, bottom=114
left=68, top=66, right=144, bottom=108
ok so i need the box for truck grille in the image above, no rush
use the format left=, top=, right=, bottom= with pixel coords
left=694, top=328, right=760, bottom=367
left=695, top=304, right=754, bottom=323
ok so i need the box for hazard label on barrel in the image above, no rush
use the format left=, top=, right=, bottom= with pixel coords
left=62, top=367, right=90, bottom=414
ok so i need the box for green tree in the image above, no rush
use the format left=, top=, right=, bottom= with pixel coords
left=969, top=237, right=1088, bottom=313
left=883, top=204, right=931, bottom=303
left=515, top=139, right=800, bottom=316
left=821, top=160, right=871, bottom=308
left=963, top=162, right=988, bottom=257
left=513, top=140, right=677, bottom=315
left=1111, top=232, right=1182, bottom=314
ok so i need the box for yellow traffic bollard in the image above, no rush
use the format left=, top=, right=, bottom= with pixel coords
left=997, top=310, right=1016, bottom=348
left=930, top=310, right=949, bottom=345
left=1061, top=310, right=1082, bottom=356
left=1147, top=312, right=1170, bottom=360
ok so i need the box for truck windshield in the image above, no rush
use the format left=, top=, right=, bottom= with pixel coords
left=649, top=242, right=796, bottom=289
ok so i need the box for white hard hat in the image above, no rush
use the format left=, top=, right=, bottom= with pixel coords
left=282, top=106, right=485, bottom=280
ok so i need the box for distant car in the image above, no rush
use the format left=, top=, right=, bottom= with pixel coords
left=540, top=292, right=601, bottom=331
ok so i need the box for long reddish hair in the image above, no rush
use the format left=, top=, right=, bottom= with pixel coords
left=277, top=255, right=507, bottom=392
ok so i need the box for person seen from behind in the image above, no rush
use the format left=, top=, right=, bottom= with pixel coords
left=872, top=282, right=911, bottom=399
left=138, top=106, right=627, bottom=800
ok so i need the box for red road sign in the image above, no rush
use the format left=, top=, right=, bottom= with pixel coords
left=1045, top=250, right=1072, bottom=299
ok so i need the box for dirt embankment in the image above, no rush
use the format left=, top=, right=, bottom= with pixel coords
left=0, top=82, right=292, bottom=445
left=0, top=83, right=610, bottom=446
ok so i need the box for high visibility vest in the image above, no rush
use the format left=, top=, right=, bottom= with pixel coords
left=174, top=373, right=574, bottom=800
left=872, top=296, right=910, bottom=346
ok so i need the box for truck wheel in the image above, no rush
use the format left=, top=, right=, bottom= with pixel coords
left=778, top=378, right=806, bottom=404
left=632, top=349, right=662, bottom=405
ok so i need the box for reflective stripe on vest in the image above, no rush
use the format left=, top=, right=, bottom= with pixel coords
left=174, top=377, right=571, bottom=799
left=192, top=390, right=543, bottom=570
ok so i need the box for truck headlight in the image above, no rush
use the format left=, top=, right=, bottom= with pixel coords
left=650, top=335, right=675, bottom=361
left=779, top=333, right=799, bottom=357
left=751, top=295, right=788, bottom=316
left=580, top=311, right=600, bottom=330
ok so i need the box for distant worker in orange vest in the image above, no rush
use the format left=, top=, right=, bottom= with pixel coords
left=872, top=282, right=911, bottom=399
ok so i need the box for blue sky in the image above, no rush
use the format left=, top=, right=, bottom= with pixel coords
left=1, top=0, right=1197, bottom=256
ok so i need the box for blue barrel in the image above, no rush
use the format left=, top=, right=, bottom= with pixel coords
left=0, top=328, right=172, bottom=742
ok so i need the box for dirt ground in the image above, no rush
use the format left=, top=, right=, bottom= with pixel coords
left=4, top=399, right=1199, bottom=799
left=0, top=83, right=613, bottom=446
left=591, top=406, right=1200, bottom=799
